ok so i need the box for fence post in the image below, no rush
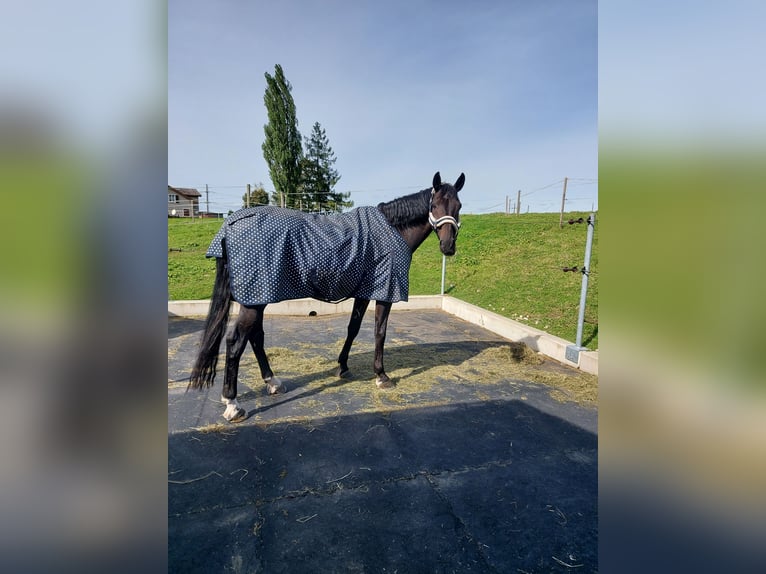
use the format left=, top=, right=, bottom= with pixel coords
left=565, top=212, right=595, bottom=364
left=559, top=177, right=568, bottom=228
left=440, top=254, right=447, bottom=295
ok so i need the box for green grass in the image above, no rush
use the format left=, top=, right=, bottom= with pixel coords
left=168, top=211, right=598, bottom=349
left=167, top=217, right=224, bottom=300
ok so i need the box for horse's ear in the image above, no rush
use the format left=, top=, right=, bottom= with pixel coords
left=454, top=173, right=465, bottom=192
left=432, top=172, right=441, bottom=190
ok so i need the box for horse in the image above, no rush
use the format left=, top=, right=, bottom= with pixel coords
left=188, top=171, right=465, bottom=422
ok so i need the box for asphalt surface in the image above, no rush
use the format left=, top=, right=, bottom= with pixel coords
left=168, top=310, right=597, bottom=573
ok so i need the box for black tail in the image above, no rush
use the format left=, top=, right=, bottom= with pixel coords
left=188, top=250, right=232, bottom=390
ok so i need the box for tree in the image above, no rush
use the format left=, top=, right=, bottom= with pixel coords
left=301, top=122, right=352, bottom=212
left=262, top=64, right=303, bottom=208
left=331, top=188, right=353, bottom=213
left=242, top=182, right=269, bottom=208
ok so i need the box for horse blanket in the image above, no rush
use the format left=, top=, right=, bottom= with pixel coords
left=207, top=205, right=412, bottom=305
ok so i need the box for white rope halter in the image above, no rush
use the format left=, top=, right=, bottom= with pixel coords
left=429, top=188, right=461, bottom=233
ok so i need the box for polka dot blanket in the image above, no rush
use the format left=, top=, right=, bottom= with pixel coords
left=207, top=205, right=412, bottom=305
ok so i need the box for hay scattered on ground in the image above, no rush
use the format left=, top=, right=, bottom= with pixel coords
left=237, top=341, right=597, bottom=416
left=170, top=317, right=596, bottom=432
left=190, top=422, right=238, bottom=435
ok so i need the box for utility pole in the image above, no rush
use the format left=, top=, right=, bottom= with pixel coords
left=559, top=177, right=569, bottom=228
left=246, top=184, right=251, bottom=208
left=505, top=195, right=509, bottom=214
left=205, top=184, right=209, bottom=215
left=516, top=190, right=521, bottom=215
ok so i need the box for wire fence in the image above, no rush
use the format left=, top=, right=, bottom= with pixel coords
left=169, top=177, right=598, bottom=217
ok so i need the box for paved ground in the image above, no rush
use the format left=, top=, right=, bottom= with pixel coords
left=168, top=310, right=597, bottom=573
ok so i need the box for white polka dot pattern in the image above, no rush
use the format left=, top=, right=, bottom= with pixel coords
left=207, top=206, right=412, bottom=305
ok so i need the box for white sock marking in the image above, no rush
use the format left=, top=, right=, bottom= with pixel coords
left=266, top=376, right=285, bottom=394
left=221, top=396, right=242, bottom=421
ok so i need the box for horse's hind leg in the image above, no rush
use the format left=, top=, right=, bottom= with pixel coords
left=221, top=307, right=257, bottom=422
left=373, top=300, right=394, bottom=389
left=247, top=304, right=286, bottom=395
left=336, top=298, right=370, bottom=378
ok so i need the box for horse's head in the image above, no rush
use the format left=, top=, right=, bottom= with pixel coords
left=429, top=171, right=465, bottom=256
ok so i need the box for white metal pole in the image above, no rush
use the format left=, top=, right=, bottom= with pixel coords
left=440, top=254, right=447, bottom=295
left=574, top=213, right=595, bottom=347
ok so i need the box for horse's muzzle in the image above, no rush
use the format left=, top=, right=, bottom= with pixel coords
left=440, top=240, right=456, bottom=257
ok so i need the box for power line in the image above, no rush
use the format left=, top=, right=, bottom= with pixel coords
left=475, top=202, right=506, bottom=213
left=565, top=182, right=598, bottom=188
left=179, top=179, right=595, bottom=198
left=340, top=186, right=423, bottom=194
left=520, top=179, right=564, bottom=197
left=171, top=180, right=597, bottom=215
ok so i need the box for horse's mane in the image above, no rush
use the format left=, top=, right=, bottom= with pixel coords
left=377, top=188, right=431, bottom=228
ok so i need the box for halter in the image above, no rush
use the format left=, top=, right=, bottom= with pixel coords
left=428, top=188, right=461, bottom=234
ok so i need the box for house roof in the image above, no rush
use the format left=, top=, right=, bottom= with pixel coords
left=168, top=185, right=201, bottom=198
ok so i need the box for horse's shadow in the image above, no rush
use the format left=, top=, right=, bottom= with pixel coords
left=168, top=317, right=206, bottom=339
left=241, top=339, right=524, bottom=418
left=345, top=339, right=528, bottom=381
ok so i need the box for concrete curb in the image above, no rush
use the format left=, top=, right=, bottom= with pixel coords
left=168, top=295, right=597, bottom=375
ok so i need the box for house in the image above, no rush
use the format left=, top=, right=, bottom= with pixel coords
left=168, top=185, right=201, bottom=217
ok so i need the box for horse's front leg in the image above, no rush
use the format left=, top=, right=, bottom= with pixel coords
left=247, top=304, right=286, bottom=396
left=373, top=300, right=394, bottom=389
left=336, top=298, right=370, bottom=378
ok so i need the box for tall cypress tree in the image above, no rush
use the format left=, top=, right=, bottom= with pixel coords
left=262, top=64, right=303, bottom=208
left=301, top=122, right=351, bottom=212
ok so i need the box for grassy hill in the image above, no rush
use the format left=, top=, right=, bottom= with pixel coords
left=168, top=211, right=598, bottom=349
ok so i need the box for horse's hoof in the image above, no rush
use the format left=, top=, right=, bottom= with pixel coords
left=337, top=365, right=350, bottom=379
left=222, top=399, right=247, bottom=423
left=266, top=377, right=286, bottom=395
left=375, top=376, right=395, bottom=389
left=224, top=407, right=247, bottom=423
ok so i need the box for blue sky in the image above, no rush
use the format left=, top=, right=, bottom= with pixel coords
left=169, top=0, right=597, bottom=214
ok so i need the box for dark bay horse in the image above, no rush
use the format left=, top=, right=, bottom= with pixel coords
left=189, top=171, right=465, bottom=422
